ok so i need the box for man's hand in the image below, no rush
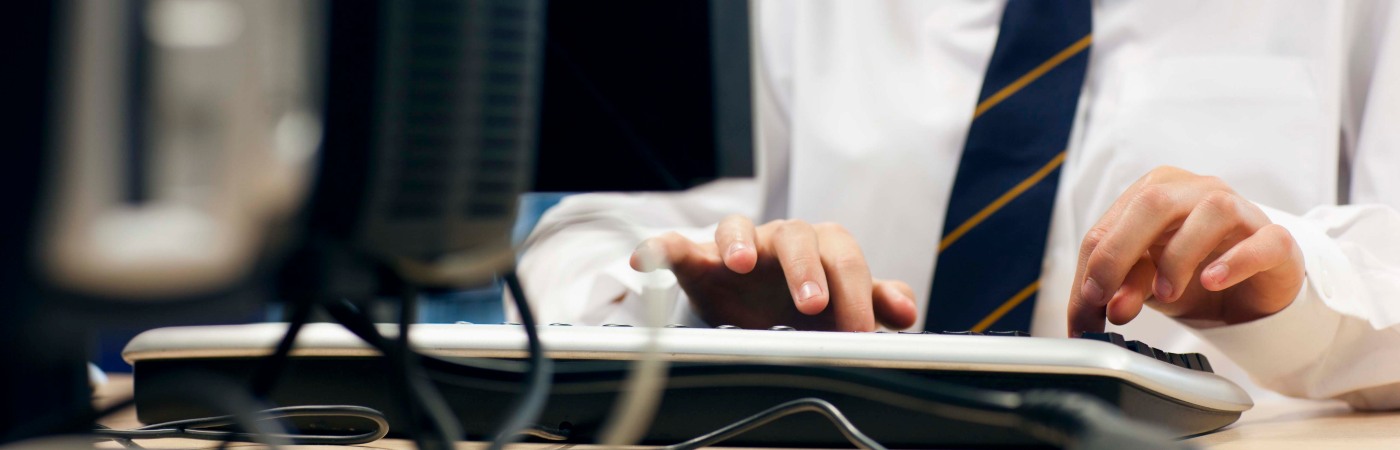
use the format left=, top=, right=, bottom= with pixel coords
left=1068, top=166, right=1306, bottom=336
left=631, top=216, right=918, bottom=331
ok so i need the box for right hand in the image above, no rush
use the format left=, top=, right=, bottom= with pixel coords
left=630, top=215, right=919, bottom=331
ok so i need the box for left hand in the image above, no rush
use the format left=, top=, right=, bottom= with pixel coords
left=1067, top=166, right=1306, bottom=336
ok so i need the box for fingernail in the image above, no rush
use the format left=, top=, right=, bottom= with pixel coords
left=726, top=242, right=750, bottom=258
left=1205, top=264, right=1228, bottom=285
left=1154, top=277, right=1174, bottom=300
left=1081, top=279, right=1103, bottom=304
left=798, top=281, right=822, bottom=302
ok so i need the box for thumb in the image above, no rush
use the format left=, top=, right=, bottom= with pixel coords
left=631, top=232, right=709, bottom=277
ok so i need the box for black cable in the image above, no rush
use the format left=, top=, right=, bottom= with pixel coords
left=396, top=287, right=461, bottom=450
left=382, top=292, right=429, bottom=450
left=487, top=271, right=553, bottom=450
left=321, top=298, right=459, bottom=449
left=250, top=292, right=317, bottom=397
left=319, top=276, right=552, bottom=450
left=93, top=424, right=143, bottom=449
left=661, top=398, right=885, bottom=450
left=92, top=405, right=389, bottom=446
left=126, top=371, right=291, bottom=449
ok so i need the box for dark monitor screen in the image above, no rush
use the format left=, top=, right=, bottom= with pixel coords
left=534, top=0, right=753, bottom=192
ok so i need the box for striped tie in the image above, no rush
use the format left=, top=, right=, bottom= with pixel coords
left=925, top=0, right=1092, bottom=334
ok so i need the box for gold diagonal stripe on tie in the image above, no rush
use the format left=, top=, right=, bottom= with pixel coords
left=971, top=280, right=1039, bottom=333
left=939, top=151, right=1066, bottom=252
left=973, top=34, right=1092, bottom=119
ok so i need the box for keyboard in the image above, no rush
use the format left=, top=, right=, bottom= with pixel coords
left=123, top=323, right=1251, bottom=448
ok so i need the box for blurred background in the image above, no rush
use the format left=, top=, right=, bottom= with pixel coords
left=7, top=0, right=752, bottom=394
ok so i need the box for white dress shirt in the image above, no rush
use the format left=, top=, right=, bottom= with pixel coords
left=516, top=0, right=1400, bottom=410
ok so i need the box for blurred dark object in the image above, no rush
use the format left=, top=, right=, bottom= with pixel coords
left=4, top=0, right=323, bottom=442
left=535, top=0, right=754, bottom=192
left=295, top=0, right=544, bottom=298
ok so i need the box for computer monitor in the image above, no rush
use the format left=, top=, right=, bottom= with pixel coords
left=533, top=0, right=755, bottom=192
left=303, top=0, right=544, bottom=291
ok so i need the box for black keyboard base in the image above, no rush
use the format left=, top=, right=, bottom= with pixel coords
left=133, top=356, right=1238, bottom=448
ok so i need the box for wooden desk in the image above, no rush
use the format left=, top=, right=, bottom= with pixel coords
left=93, top=374, right=1400, bottom=449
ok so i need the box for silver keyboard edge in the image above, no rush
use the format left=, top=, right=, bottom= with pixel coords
left=123, top=323, right=1253, bottom=412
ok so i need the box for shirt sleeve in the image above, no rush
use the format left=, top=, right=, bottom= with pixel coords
left=508, top=180, right=759, bottom=326
left=1190, top=204, right=1400, bottom=411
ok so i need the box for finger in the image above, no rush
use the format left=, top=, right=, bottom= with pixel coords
left=872, top=279, right=918, bottom=330
left=1081, top=184, right=1191, bottom=322
left=1200, top=223, right=1294, bottom=291
left=1069, top=167, right=1195, bottom=336
left=715, top=215, right=758, bottom=274
left=1106, top=258, right=1156, bottom=325
left=629, top=232, right=710, bottom=277
left=814, top=223, right=875, bottom=331
left=770, top=220, right=830, bottom=316
left=1068, top=187, right=1149, bottom=336
left=1068, top=226, right=1110, bottom=337
left=1153, top=191, right=1252, bottom=302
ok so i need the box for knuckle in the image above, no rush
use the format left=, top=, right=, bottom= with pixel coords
left=1142, top=166, right=1170, bottom=184
left=1080, top=227, right=1109, bottom=256
left=814, top=221, right=849, bottom=235
left=1141, top=165, right=1190, bottom=186
left=1199, top=175, right=1227, bottom=189
left=1131, top=185, right=1172, bottom=210
left=1200, top=190, right=1240, bottom=217
left=786, top=254, right=823, bottom=272
left=1087, top=242, right=1128, bottom=275
left=1267, top=224, right=1295, bottom=249
left=828, top=254, right=869, bottom=274
left=777, top=219, right=810, bottom=236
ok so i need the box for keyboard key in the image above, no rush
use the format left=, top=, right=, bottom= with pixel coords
left=1080, top=332, right=1127, bottom=348
left=769, top=325, right=796, bottom=331
left=1182, top=353, right=1215, bottom=373
left=1183, top=353, right=1203, bottom=371
left=716, top=325, right=740, bottom=329
left=985, top=330, right=1029, bottom=337
left=1193, top=353, right=1214, bottom=373
left=939, top=331, right=983, bottom=336
left=1126, top=340, right=1156, bottom=358
left=899, top=331, right=934, bottom=334
left=664, top=324, right=689, bottom=328
left=548, top=323, right=572, bottom=326
left=1169, top=353, right=1189, bottom=369
left=501, top=322, right=521, bottom=325
left=1152, top=348, right=1170, bottom=363
left=603, top=324, right=633, bottom=327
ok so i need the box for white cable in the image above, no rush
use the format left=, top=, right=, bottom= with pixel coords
left=597, top=250, right=671, bottom=447
left=518, top=210, right=673, bottom=447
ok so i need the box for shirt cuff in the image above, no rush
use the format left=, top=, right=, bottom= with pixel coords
left=1185, top=203, right=1351, bottom=381
left=1189, top=278, right=1343, bottom=379
left=582, top=258, right=690, bottom=326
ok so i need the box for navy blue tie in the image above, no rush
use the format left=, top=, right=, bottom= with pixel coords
left=925, top=0, right=1092, bottom=334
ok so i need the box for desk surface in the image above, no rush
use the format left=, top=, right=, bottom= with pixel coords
left=91, top=374, right=1400, bottom=450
